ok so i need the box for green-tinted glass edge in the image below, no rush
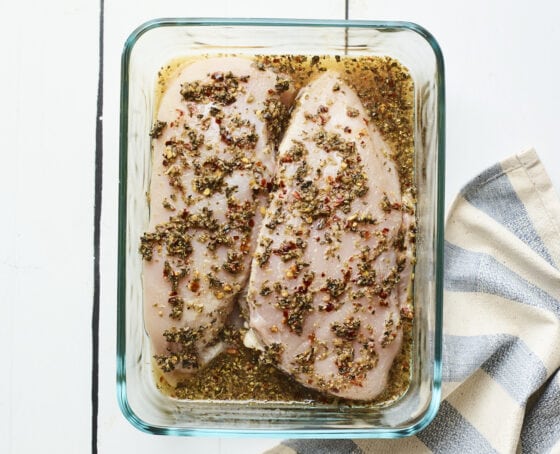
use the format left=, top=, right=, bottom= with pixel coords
left=117, top=17, right=445, bottom=438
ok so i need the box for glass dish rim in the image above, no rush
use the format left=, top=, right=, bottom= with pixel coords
left=117, top=17, right=445, bottom=439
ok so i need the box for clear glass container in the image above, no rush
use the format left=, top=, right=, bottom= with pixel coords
left=118, top=18, right=445, bottom=438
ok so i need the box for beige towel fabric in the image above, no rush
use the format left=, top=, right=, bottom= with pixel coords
left=268, top=149, right=560, bottom=454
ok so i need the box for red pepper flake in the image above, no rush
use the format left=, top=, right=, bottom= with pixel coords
left=293, top=191, right=301, bottom=200
left=382, top=227, right=390, bottom=235
left=189, top=280, right=200, bottom=292
left=274, top=241, right=297, bottom=254
left=175, top=108, right=184, bottom=116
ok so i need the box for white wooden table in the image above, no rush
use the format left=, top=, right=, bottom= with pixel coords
left=2, top=0, right=560, bottom=452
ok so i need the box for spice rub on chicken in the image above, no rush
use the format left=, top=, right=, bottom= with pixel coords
left=246, top=71, right=415, bottom=401
left=140, top=57, right=295, bottom=385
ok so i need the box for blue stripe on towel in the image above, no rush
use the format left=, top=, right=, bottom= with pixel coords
left=283, top=439, right=362, bottom=454
left=417, top=400, right=498, bottom=453
left=460, top=163, right=555, bottom=268
left=442, top=334, right=497, bottom=382
left=445, top=242, right=560, bottom=319
left=481, top=336, right=547, bottom=405
left=520, top=370, right=560, bottom=454
left=443, top=334, right=547, bottom=404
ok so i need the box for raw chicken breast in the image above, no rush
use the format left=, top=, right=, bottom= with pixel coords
left=140, top=57, right=295, bottom=385
left=246, top=71, right=415, bottom=401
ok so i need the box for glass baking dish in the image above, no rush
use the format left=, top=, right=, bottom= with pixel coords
left=118, top=18, right=445, bottom=438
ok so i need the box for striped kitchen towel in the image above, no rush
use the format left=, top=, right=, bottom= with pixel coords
left=267, top=149, right=560, bottom=454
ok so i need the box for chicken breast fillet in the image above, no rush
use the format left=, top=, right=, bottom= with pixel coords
left=140, top=57, right=295, bottom=385
left=246, top=71, right=415, bottom=401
